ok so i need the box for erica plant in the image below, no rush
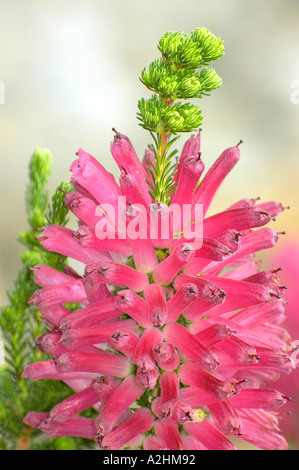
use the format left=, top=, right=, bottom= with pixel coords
left=20, top=28, right=295, bottom=450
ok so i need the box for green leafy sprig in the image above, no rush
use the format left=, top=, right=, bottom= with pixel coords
left=137, top=28, right=224, bottom=204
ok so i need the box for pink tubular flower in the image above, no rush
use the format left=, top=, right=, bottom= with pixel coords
left=271, top=241, right=299, bottom=449
left=23, top=131, right=295, bottom=450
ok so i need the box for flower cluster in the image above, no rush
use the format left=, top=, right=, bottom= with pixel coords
left=23, top=130, right=295, bottom=450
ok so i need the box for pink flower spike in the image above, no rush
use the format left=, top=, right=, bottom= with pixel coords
left=115, top=290, right=151, bottom=328
left=59, top=297, right=118, bottom=330
left=110, top=130, right=152, bottom=205
left=229, top=389, right=287, bottom=410
left=144, top=283, right=168, bottom=327
left=99, top=408, right=155, bottom=450
left=192, top=143, right=241, bottom=216
left=171, top=155, right=205, bottom=207
left=174, top=130, right=201, bottom=185
left=84, top=261, right=149, bottom=292
left=70, top=148, right=120, bottom=208
left=28, top=279, right=87, bottom=308
left=22, top=126, right=293, bottom=448
left=49, top=383, right=103, bottom=422
left=153, top=244, right=195, bottom=286
left=155, top=419, right=184, bottom=450
left=164, top=323, right=219, bottom=371
left=184, top=419, right=237, bottom=450
left=56, top=351, right=131, bottom=378
left=39, top=416, right=96, bottom=439
left=37, top=225, right=111, bottom=264
left=96, top=375, right=144, bottom=437
left=154, top=342, right=180, bottom=371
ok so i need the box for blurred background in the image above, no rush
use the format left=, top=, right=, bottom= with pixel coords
left=0, top=0, right=298, bottom=446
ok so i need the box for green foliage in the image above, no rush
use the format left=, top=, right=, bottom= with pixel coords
left=138, top=96, right=203, bottom=134
left=137, top=27, right=224, bottom=203
left=0, top=148, right=91, bottom=450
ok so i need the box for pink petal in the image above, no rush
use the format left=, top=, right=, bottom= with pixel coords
left=184, top=419, right=237, bottom=450
left=144, top=283, right=168, bottom=327
left=49, top=383, right=103, bottom=422
left=28, top=279, right=87, bottom=308
left=155, top=419, right=184, bottom=450
left=60, top=297, right=118, bottom=330
left=179, top=362, right=243, bottom=400
left=60, top=319, right=137, bottom=350
left=56, top=351, right=131, bottom=378
left=84, top=261, right=149, bottom=292
left=192, top=143, right=240, bottom=216
left=164, top=323, right=219, bottom=371
left=153, top=244, right=195, bottom=286
left=37, top=225, right=111, bottom=264
left=110, top=131, right=152, bottom=205
left=172, top=154, right=205, bottom=206
left=154, top=342, right=180, bottom=371
left=96, top=375, right=144, bottom=437
left=70, top=148, right=120, bottom=208
left=110, top=329, right=140, bottom=361
left=115, top=289, right=151, bottom=328
left=39, top=416, right=96, bottom=439
left=174, top=130, right=201, bottom=185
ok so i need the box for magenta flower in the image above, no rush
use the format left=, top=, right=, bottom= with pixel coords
left=271, top=241, right=299, bottom=449
left=23, top=131, right=294, bottom=450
